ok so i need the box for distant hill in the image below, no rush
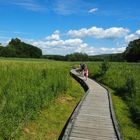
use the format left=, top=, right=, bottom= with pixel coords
left=43, top=53, right=124, bottom=62
left=0, top=38, right=42, bottom=58
left=43, top=55, right=66, bottom=61
left=88, top=53, right=124, bottom=62
left=43, top=53, right=89, bottom=61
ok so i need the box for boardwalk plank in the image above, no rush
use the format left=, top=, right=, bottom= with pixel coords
left=71, top=132, right=117, bottom=140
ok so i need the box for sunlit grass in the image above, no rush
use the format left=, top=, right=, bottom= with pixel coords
left=0, top=59, right=82, bottom=139
left=19, top=78, right=84, bottom=140
left=110, top=88, right=140, bottom=140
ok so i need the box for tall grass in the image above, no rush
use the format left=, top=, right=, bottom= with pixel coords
left=0, top=60, right=72, bottom=139
left=88, top=62, right=140, bottom=99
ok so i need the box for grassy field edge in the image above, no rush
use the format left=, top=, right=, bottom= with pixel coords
left=18, top=78, right=84, bottom=140
left=107, top=87, right=140, bottom=140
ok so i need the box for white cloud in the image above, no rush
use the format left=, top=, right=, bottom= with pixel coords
left=125, top=34, right=139, bottom=43
left=26, top=38, right=72, bottom=54
left=53, top=30, right=60, bottom=34
left=136, top=30, right=140, bottom=35
left=24, top=36, right=125, bottom=55
left=43, top=30, right=83, bottom=47
left=75, top=45, right=125, bottom=55
left=88, top=8, right=98, bottom=13
left=125, top=29, right=140, bottom=43
left=68, top=26, right=129, bottom=39
left=31, top=38, right=83, bottom=49
left=25, top=37, right=86, bottom=55
left=46, top=30, right=60, bottom=41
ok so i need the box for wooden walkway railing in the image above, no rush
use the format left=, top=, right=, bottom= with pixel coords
left=61, top=69, right=122, bottom=140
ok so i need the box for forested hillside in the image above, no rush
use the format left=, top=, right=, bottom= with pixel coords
left=124, top=38, right=140, bottom=62
left=0, top=38, right=42, bottom=58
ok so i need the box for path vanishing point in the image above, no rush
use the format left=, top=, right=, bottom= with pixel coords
left=61, top=69, right=122, bottom=140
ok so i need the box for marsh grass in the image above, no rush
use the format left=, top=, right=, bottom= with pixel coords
left=110, top=88, right=140, bottom=140
left=19, top=78, right=84, bottom=140
left=0, top=59, right=75, bottom=139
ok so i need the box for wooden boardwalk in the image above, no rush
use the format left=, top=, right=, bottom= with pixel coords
left=62, top=69, right=121, bottom=140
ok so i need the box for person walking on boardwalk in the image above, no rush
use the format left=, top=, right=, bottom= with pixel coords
left=79, top=63, right=86, bottom=77
left=84, top=65, right=88, bottom=80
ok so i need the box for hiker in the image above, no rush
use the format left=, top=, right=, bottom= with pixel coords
left=80, top=63, right=86, bottom=77
left=84, top=65, right=88, bottom=80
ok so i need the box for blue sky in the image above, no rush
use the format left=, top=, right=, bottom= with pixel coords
left=0, top=0, right=140, bottom=55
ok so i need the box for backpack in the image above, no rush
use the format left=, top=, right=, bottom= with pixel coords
left=81, top=64, right=86, bottom=70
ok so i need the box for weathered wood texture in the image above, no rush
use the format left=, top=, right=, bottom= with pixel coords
left=62, top=69, right=121, bottom=140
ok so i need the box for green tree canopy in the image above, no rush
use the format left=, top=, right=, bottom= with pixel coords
left=0, top=38, right=42, bottom=58
left=124, top=38, right=140, bottom=62
left=65, top=52, right=88, bottom=61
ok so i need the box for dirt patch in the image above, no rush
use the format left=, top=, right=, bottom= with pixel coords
left=56, top=95, right=73, bottom=104
left=23, top=127, right=35, bottom=135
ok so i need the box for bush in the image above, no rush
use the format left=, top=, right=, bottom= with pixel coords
left=130, top=95, right=140, bottom=125
left=125, top=76, right=136, bottom=99
left=100, top=61, right=110, bottom=75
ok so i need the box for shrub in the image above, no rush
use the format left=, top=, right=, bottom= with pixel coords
left=125, top=76, right=136, bottom=99
left=130, top=94, right=140, bottom=125
left=100, top=61, right=110, bottom=75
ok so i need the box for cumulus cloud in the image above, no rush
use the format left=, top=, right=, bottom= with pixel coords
left=136, top=30, right=140, bottom=35
left=31, top=38, right=83, bottom=48
left=37, top=30, right=84, bottom=49
left=30, top=38, right=88, bottom=55
left=75, top=45, right=125, bottom=55
left=88, top=8, right=98, bottom=13
left=125, top=29, right=140, bottom=43
left=125, top=34, right=139, bottom=43
left=68, top=26, right=129, bottom=39
left=24, top=36, right=125, bottom=55
left=25, top=37, right=87, bottom=55
left=46, top=30, right=60, bottom=41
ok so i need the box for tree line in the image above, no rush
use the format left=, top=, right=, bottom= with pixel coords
left=0, top=38, right=140, bottom=62
left=124, top=38, right=140, bottom=62
left=43, top=53, right=89, bottom=61
left=0, top=38, right=42, bottom=58
left=43, top=53, right=124, bottom=61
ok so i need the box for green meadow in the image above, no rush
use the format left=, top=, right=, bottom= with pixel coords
left=0, top=59, right=140, bottom=140
left=0, top=59, right=84, bottom=139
